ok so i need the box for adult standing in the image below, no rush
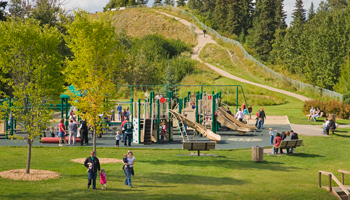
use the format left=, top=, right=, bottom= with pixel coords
left=117, top=104, right=122, bottom=121
left=241, top=102, right=247, bottom=112
left=124, top=151, right=135, bottom=188
left=84, top=151, right=100, bottom=190
left=79, top=121, right=89, bottom=146
left=58, top=119, right=67, bottom=147
left=120, top=116, right=128, bottom=143
left=123, top=118, right=133, bottom=147
left=126, top=107, right=130, bottom=120
left=110, top=107, right=115, bottom=121
left=68, top=119, right=79, bottom=145
left=290, top=130, right=298, bottom=153
left=235, top=108, right=244, bottom=122
left=203, top=29, right=206, bottom=37
left=258, top=107, right=266, bottom=129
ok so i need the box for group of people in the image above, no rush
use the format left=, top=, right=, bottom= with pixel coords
left=84, top=150, right=135, bottom=190
left=232, top=103, right=257, bottom=124
left=56, top=118, right=89, bottom=147
left=269, top=129, right=299, bottom=154
left=308, top=107, right=321, bottom=121
left=115, top=104, right=130, bottom=122
left=322, top=118, right=336, bottom=135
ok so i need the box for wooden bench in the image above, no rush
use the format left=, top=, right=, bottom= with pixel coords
left=277, top=139, right=303, bottom=151
left=182, top=141, right=215, bottom=156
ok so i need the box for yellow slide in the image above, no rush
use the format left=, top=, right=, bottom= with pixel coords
left=217, top=110, right=251, bottom=135
left=218, top=107, right=257, bottom=132
left=170, top=110, right=221, bottom=142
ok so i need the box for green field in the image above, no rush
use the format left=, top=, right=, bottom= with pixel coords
left=3, top=131, right=350, bottom=199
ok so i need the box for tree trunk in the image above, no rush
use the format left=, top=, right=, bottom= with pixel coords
left=26, top=138, right=32, bottom=173
left=93, top=126, right=96, bottom=155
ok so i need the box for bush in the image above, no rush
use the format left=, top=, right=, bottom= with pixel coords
left=303, top=99, right=350, bottom=119
left=343, top=92, right=350, bottom=104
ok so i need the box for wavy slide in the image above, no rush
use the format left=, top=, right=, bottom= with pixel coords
left=217, top=107, right=256, bottom=135
left=170, top=110, right=221, bottom=142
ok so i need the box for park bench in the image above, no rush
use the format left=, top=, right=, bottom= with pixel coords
left=277, top=139, right=303, bottom=152
left=182, top=141, right=215, bottom=156
left=306, top=112, right=323, bottom=119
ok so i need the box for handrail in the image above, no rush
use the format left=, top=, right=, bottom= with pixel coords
left=319, top=171, right=350, bottom=199
left=339, top=169, right=350, bottom=185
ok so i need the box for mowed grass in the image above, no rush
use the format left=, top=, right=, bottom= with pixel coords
left=4, top=132, right=350, bottom=199
left=110, top=8, right=197, bottom=47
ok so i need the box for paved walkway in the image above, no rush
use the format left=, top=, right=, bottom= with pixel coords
left=156, top=11, right=311, bottom=102
left=290, top=124, right=328, bottom=137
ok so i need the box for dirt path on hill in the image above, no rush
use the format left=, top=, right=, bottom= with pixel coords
left=156, top=11, right=311, bottom=102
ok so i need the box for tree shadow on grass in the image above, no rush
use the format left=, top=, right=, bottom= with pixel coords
left=143, top=172, right=246, bottom=186
left=140, top=159, right=298, bottom=172
left=288, top=153, right=325, bottom=158
left=0, top=189, right=211, bottom=200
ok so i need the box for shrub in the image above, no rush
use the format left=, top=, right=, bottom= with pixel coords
left=303, top=99, right=350, bottom=119
left=343, top=92, right=350, bottom=104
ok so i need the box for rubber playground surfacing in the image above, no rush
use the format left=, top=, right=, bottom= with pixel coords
left=0, top=124, right=292, bottom=150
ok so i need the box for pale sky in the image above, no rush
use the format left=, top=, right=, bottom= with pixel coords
left=63, top=0, right=322, bottom=25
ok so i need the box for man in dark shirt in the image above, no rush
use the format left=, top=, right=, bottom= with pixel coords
left=123, top=118, right=134, bottom=147
left=258, top=108, right=266, bottom=129
left=290, top=130, right=298, bottom=153
left=84, top=151, right=100, bottom=190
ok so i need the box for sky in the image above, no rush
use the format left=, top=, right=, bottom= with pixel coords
left=63, top=0, right=322, bottom=25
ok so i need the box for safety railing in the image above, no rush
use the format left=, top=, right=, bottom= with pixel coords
left=150, top=4, right=343, bottom=101
left=318, top=170, right=350, bottom=200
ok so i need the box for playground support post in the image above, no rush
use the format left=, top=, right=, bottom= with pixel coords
left=157, top=99, right=160, bottom=144
left=65, top=98, right=68, bottom=130
left=236, top=86, right=239, bottom=111
left=187, top=91, right=190, bottom=102
left=131, top=98, right=133, bottom=121
left=195, top=94, right=199, bottom=123
left=168, top=91, right=172, bottom=142
left=212, top=94, right=216, bottom=133
left=138, top=99, right=141, bottom=143
left=61, top=98, right=63, bottom=119
left=183, top=96, right=187, bottom=108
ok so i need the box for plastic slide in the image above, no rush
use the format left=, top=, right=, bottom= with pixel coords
left=41, top=137, right=81, bottom=143
left=170, top=110, right=221, bottom=142
left=218, top=107, right=257, bottom=130
left=216, top=110, right=251, bottom=135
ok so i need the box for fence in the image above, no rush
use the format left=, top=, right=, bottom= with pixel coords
left=149, top=4, right=343, bottom=101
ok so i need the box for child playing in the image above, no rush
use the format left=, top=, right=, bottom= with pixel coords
left=269, top=128, right=277, bottom=145
left=51, top=127, right=55, bottom=137
left=160, top=121, right=166, bottom=141
left=100, top=168, right=107, bottom=189
left=115, top=131, right=121, bottom=147
left=122, top=154, right=128, bottom=170
left=257, top=118, right=263, bottom=129
left=87, top=163, right=92, bottom=172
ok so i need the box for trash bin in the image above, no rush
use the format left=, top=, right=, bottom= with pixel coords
left=252, top=146, right=263, bottom=162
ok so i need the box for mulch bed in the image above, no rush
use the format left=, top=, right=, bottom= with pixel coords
left=0, top=169, right=59, bottom=181
left=71, top=158, right=123, bottom=164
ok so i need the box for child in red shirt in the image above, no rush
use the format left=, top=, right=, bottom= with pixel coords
left=274, top=133, right=283, bottom=154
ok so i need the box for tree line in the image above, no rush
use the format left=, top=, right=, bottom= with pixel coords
left=188, top=0, right=350, bottom=93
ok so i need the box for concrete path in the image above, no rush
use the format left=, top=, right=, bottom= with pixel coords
left=156, top=11, right=311, bottom=102
left=290, top=124, right=328, bottom=137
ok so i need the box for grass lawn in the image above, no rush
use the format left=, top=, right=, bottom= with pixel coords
left=3, top=130, right=350, bottom=199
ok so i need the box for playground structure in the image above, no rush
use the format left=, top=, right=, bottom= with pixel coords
left=128, top=85, right=257, bottom=145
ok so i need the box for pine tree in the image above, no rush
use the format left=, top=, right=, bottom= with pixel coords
left=177, top=0, right=185, bottom=6
left=275, top=0, right=287, bottom=29
left=214, top=0, right=227, bottom=31
left=247, top=0, right=277, bottom=60
left=307, top=2, right=316, bottom=21
left=291, top=0, right=306, bottom=25
left=203, top=0, right=216, bottom=12
left=239, top=0, right=253, bottom=35
left=225, top=0, right=240, bottom=35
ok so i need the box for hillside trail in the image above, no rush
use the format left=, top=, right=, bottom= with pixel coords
left=156, top=11, right=311, bottom=102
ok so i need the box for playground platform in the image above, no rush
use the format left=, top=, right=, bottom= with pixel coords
left=0, top=124, right=292, bottom=149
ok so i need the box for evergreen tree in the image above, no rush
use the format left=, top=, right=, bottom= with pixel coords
left=225, top=0, right=240, bottom=35
left=30, top=0, right=62, bottom=27
left=307, top=2, right=316, bottom=21
left=177, top=0, right=185, bottom=6
left=247, top=0, right=276, bottom=60
left=153, top=0, right=162, bottom=6
left=275, top=0, right=287, bottom=29
left=239, top=0, right=253, bottom=35
left=203, top=0, right=216, bottom=12
left=8, top=0, right=26, bottom=18
left=214, top=0, right=227, bottom=31
left=291, top=0, right=306, bottom=25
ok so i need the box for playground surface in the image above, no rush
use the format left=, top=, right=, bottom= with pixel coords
left=0, top=124, right=292, bottom=150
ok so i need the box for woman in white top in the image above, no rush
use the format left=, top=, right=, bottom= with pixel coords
left=235, top=108, right=244, bottom=122
left=124, top=151, right=135, bottom=188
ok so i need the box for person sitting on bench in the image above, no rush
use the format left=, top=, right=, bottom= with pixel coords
left=274, top=133, right=283, bottom=154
